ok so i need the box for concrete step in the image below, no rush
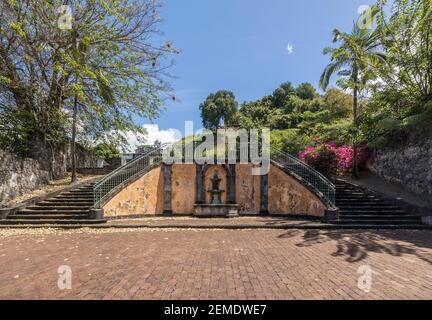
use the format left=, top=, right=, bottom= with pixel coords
left=338, top=204, right=400, bottom=211
left=336, top=200, right=386, bottom=205
left=336, top=192, right=370, bottom=196
left=1, top=182, right=103, bottom=226
left=336, top=193, right=379, bottom=199
left=19, top=209, right=89, bottom=214
left=335, top=219, right=422, bottom=225
left=27, top=205, right=91, bottom=211
left=38, top=201, right=94, bottom=206
left=43, top=198, right=93, bottom=205
left=340, top=214, right=421, bottom=220
left=0, top=219, right=106, bottom=225
left=54, top=195, right=94, bottom=200
left=339, top=207, right=406, bottom=214
left=62, top=192, right=93, bottom=196
left=9, top=214, right=90, bottom=220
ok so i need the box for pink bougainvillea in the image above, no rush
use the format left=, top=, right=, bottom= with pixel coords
left=299, top=143, right=367, bottom=175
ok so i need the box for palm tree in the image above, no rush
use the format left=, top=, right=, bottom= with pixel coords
left=320, top=7, right=385, bottom=177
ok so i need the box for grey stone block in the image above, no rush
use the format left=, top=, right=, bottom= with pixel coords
left=0, top=208, right=11, bottom=220
left=89, top=208, right=104, bottom=220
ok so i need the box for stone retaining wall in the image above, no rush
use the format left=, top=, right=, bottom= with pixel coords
left=103, top=163, right=327, bottom=217
left=0, top=150, right=51, bottom=205
left=1, top=144, right=105, bottom=205
left=367, top=131, right=432, bottom=202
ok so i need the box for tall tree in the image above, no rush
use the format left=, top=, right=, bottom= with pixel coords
left=69, top=30, right=115, bottom=183
left=375, top=0, right=432, bottom=113
left=320, top=5, right=385, bottom=177
left=199, top=90, right=238, bottom=130
left=296, top=82, right=318, bottom=100
left=0, top=0, right=177, bottom=177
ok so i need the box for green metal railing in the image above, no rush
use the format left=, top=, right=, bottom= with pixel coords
left=93, top=142, right=336, bottom=209
left=93, top=143, right=170, bottom=208
left=270, top=148, right=336, bottom=208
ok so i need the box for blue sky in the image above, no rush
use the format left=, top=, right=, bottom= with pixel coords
left=139, top=0, right=377, bottom=144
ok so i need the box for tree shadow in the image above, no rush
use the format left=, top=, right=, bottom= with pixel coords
left=277, top=229, right=432, bottom=264
left=259, top=216, right=321, bottom=226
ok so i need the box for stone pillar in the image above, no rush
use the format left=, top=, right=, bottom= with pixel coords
left=163, top=164, right=173, bottom=215
left=89, top=208, right=104, bottom=220
left=260, top=173, right=269, bottom=215
left=0, top=208, right=11, bottom=220
left=227, top=164, right=236, bottom=204
left=196, top=164, right=204, bottom=204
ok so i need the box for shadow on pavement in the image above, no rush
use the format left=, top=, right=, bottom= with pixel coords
left=277, top=229, right=432, bottom=264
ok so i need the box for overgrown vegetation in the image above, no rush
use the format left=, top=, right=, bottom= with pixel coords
left=199, top=82, right=353, bottom=155
left=198, top=0, right=432, bottom=176
left=0, top=0, right=177, bottom=170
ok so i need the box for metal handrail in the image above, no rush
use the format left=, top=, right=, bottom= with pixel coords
left=270, top=147, right=336, bottom=208
left=93, top=142, right=336, bottom=209
left=93, top=143, right=171, bottom=208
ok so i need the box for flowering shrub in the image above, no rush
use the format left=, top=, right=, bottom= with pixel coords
left=336, top=144, right=367, bottom=172
left=299, top=143, right=367, bottom=175
left=298, top=143, right=339, bottom=176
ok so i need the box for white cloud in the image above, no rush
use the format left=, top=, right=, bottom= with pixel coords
left=286, top=43, right=294, bottom=55
left=143, top=124, right=182, bottom=144
left=125, top=124, right=182, bottom=152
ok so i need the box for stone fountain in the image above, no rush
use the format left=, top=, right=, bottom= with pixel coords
left=194, top=171, right=239, bottom=217
left=208, top=172, right=224, bottom=204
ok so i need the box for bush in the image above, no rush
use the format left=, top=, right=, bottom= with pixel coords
left=270, top=129, right=312, bottom=155
left=92, top=143, right=121, bottom=164
left=299, top=143, right=339, bottom=176
left=299, top=143, right=367, bottom=176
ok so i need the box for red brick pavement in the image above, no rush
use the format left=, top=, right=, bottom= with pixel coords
left=0, top=228, right=431, bottom=300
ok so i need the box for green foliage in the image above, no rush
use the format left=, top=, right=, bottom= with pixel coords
left=213, top=81, right=354, bottom=154
left=323, top=89, right=352, bottom=118
left=312, top=119, right=352, bottom=145
left=91, top=143, right=121, bottom=164
left=270, top=129, right=312, bottom=155
left=374, top=0, right=432, bottom=112
left=0, top=0, right=178, bottom=155
left=199, top=91, right=238, bottom=130
left=296, top=83, right=318, bottom=100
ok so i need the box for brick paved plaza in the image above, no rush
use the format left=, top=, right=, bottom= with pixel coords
left=0, top=228, right=432, bottom=300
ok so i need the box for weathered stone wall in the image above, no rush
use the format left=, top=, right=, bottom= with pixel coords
left=0, top=150, right=50, bottom=206
left=0, top=143, right=106, bottom=205
left=68, top=144, right=101, bottom=169
left=268, top=165, right=327, bottom=217
left=236, top=164, right=261, bottom=214
left=102, top=163, right=328, bottom=217
left=103, top=165, right=164, bottom=217
left=172, top=164, right=196, bottom=214
left=367, top=133, right=432, bottom=201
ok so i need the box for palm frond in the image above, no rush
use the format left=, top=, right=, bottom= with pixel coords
left=320, top=61, right=344, bottom=91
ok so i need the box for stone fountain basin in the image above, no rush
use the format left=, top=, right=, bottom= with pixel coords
left=193, top=204, right=239, bottom=217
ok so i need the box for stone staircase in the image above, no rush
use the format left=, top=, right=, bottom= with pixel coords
left=1, top=183, right=106, bottom=226
left=333, top=180, right=424, bottom=228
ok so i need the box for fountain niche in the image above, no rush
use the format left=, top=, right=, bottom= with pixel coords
left=193, top=166, right=239, bottom=217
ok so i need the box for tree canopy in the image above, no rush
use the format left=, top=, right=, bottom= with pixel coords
left=0, top=0, right=178, bottom=156
left=199, top=90, right=238, bottom=130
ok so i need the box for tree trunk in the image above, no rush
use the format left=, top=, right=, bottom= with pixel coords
left=70, top=95, right=78, bottom=184
left=352, top=82, right=359, bottom=179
